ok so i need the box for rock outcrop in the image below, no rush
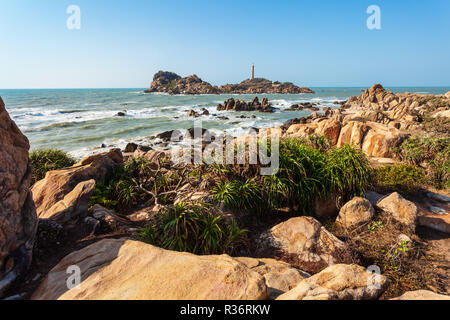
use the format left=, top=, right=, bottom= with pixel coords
left=336, top=197, right=375, bottom=229
left=32, top=239, right=269, bottom=300
left=217, top=97, right=276, bottom=113
left=144, top=71, right=314, bottom=95
left=145, top=71, right=221, bottom=95
left=276, top=264, right=389, bottom=300
left=32, top=149, right=123, bottom=222
left=0, top=97, right=37, bottom=296
left=256, top=217, right=352, bottom=273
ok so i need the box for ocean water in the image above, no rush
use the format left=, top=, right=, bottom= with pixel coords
left=1, top=87, right=449, bottom=158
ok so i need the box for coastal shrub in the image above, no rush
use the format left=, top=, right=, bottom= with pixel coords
left=325, top=144, right=371, bottom=201
left=394, top=137, right=449, bottom=189
left=372, top=164, right=426, bottom=194
left=213, top=179, right=263, bottom=211
left=138, top=202, right=248, bottom=255
left=30, top=149, right=76, bottom=185
left=212, top=138, right=371, bottom=215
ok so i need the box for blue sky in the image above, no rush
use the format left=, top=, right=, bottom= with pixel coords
left=0, top=0, right=449, bottom=88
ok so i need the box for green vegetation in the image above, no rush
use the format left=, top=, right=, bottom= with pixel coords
left=138, top=202, right=248, bottom=255
left=212, top=138, right=371, bottom=215
left=372, top=164, right=426, bottom=194
left=30, top=149, right=76, bottom=185
left=393, top=137, right=449, bottom=190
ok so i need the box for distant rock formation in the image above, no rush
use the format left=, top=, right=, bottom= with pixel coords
left=144, top=71, right=314, bottom=95
left=144, top=71, right=221, bottom=95
left=220, top=78, right=314, bottom=94
left=0, top=97, right=37, bottom=297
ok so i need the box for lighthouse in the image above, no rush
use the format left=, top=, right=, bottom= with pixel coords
left=251, top=64, right=255, bottom=80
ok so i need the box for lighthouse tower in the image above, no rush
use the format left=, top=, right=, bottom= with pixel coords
left=251, top=64, right=255, bottom=80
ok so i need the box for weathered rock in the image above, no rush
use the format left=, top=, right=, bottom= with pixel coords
left=336, top=121, right=369, bottom=148
left=217, top=97, right=276, bottom=113
left=123, top=143, right=138, bottom=153
left=32, top=149, right=123, bottom=220
left=38, top=179, right=96, bottom=223
left=0, top=97, right=38, bottom=296
left=276, top=264, right=389, bottom=300
left=32, top=239, right=269, bottom=300
left=361, top=123, right=407, bottom=158
left=336, top=197, right=375, bottom=228
left=317, top=119, right=341, bottom=145
left=376, top=192, right=418, bottom=227
left=256, top=217, right=351, bottom=273
left=236, top=257, right=310, bottom=299
left=390, top=290, right=450, bottom=300
left=418, top=211, right=450, bottom=234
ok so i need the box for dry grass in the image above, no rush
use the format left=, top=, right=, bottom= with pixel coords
left=323, top=211, right=445, bottom=299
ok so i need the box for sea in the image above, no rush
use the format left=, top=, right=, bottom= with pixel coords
left=1, top=87, right=449, bottom=159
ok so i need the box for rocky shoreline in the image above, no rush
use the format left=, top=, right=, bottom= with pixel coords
left=0, top=85, right=449, bottom=300
left=144, top=71, right=315, bottom=95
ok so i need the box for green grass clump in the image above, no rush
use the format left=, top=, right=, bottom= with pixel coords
left=138, top=202, right=248, bottom=255
left=212, top=138, right=371, bottom=215
left=372, top=164, right=426, bottom=194
left=30, top=149, right=76, bottom=185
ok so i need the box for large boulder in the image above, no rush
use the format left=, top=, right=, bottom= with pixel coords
left=390, top=290, right=450, bottom=300
left=361, top=122, right=407, bottom=158
left=336, top=197, right=375, bottom=229
left=31, top=149, right=123, bottom=221
left=236, top=257, right=310, bottom=299
left=276, top=264, right=389, bottom=300
left=0, top=97, right=37, bottom=296
left=376, top=192, right=418, bottom=227
left=37, top=179, right=96, bottom=223
left=256, top=217, right=351, bottom=273
left=32, top=239, right=269, bottom=300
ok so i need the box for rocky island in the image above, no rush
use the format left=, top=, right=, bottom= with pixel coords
left=144, top=71, right=314, bottom=95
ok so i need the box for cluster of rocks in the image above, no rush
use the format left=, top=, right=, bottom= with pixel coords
left=144, top=71, right=314, bottom=95
left=341, top=84, right=450, bottom=134
left=217, top=97, right=276, bottom=113
left=286, top=102, right=320, bottom=112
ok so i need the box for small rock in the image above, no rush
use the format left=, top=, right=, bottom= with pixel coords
left=276, top=264, right=389, bottom=300
left=376, top=192, right=418, bottom=228
left=336, top=197, right=375, bottom=228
